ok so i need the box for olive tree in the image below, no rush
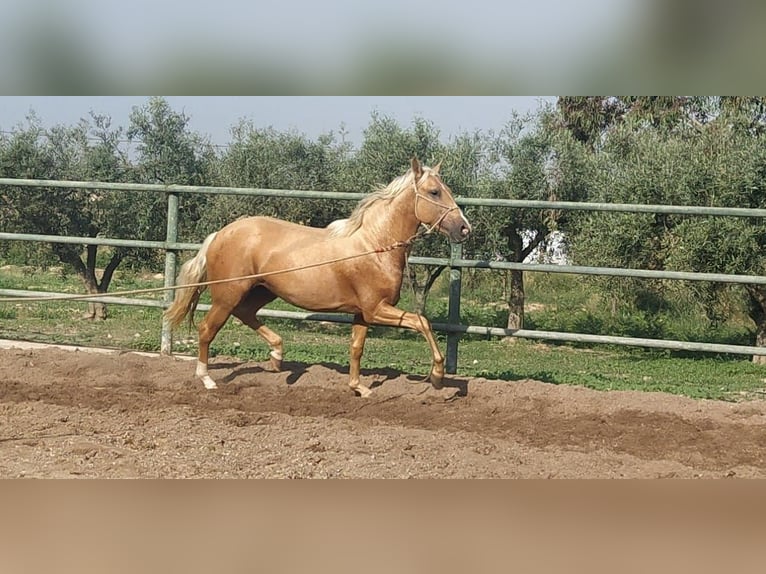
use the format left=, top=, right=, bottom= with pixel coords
left=559, top=97, right=766, bottom=361
left=467, top=108, right=591, bottom=332
left=0, top=98, right=215, bottom=319
left=203, top=121, right=353, bottom=235
left=664, top=118, right=766, bottom=361
left=127, top=96, right=217, bottom=245
left=0, top=113, right=130, bottom=319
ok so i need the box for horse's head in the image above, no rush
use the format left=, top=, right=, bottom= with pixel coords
left=410, top=157, right=472, bottom=243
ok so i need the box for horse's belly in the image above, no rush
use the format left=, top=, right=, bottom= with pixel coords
left=265, top=273, right=359, bottom=314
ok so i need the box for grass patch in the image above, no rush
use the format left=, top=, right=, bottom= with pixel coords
left=461, top=339, right=766, bottom=401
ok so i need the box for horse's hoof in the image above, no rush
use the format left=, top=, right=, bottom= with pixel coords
left=353, top=385, right=373, bottom=398
left=428, top=374, right=444, bottom=390
left=201, top=376, right=218, bottom=390
left=269, top=350, right=283, bottom=371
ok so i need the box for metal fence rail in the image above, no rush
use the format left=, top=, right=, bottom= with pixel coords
left=4, top=177, right=766, bottom=218
left=2, top=178, right=766, bottom=370
left=5, top=288, right=766, bottom=359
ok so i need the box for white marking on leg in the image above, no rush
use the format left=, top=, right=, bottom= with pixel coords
left=269, top=350, right=283, bottom=361
left=196, top=360, right=218, bottom=390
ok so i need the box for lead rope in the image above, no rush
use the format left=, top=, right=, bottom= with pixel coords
left=0, top=176, right=459, bottom=305
left=0, top=243, right=407, bottom=304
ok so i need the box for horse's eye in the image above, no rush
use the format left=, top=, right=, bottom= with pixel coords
left=429, top=188, right=440, bottom=196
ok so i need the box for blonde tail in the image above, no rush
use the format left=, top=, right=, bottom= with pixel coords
left=164, top=232, right=218, bottom=330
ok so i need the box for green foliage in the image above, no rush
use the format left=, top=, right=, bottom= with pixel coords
left=0, top=98, right=218, bottom=317
left=552, top=96, right=766, bottom=347
left=0, top=306, right=17, bottom=320
left=126, top=96, right=218, bottom=246
left=0, top=112, right=132, bottom=282
left=127, top=97, right=214, bottom=186
left=354, top=113, right=445, bottom=185
left=199, top=121, right=352, bottom=234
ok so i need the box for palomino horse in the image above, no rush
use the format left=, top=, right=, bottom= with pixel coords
left=164, top=158, right=472, bottom=397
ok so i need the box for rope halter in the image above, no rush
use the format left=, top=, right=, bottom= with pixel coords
left=412, top=172, right=461, bottom=237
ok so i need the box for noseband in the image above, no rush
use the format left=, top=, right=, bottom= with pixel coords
left=412, top=174, right=460, bottom=235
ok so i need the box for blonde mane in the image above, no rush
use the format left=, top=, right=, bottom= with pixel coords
left=329, top=167, right=435, bottom=238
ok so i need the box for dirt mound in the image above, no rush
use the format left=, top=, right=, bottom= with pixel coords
left=1, top=346, right=765, bottom=478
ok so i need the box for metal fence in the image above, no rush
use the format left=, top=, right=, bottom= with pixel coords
left=2, top=177, right=766, bottom=373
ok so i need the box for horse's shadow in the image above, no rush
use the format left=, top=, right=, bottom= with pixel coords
left=208, top=360, right=274, bottom=386
left=210, top=359, right=470, bottom=396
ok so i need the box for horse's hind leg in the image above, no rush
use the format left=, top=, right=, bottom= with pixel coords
left=196, top=302, right=235, bottom=390
left=233, top=288, right=283, bottom=371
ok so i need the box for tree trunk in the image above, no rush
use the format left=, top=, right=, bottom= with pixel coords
left=407, top=264, right=446, bottom=315
left=90, top=250, right=123, bottom=320
left=501, top=226, right=545, bottom=337
left=82, top=273, right=107, bottom=321
left=54, top=245, right=123, bottom=321
left=754, top=321, right=766, bottom=365
left=506, top=269, right=524, bottom=331
left=746, top=285, right=766, bottom=364
left=83, top=245, right=107, bottom=320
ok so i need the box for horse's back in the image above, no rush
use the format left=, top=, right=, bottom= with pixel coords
left=207, top=216, right=330, bottom=277
left=221, top=215, right=322, bottom=234
left=217, top=216, right=327, bottom=248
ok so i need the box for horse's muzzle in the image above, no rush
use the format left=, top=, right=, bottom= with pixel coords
left=444, top=213, right=472, bottom=243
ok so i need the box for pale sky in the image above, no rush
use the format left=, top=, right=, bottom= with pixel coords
left=0, top=1, right=641, bottom=88
left=0, top=97, right=555, bottom=147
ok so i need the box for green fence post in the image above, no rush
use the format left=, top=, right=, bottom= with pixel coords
left=160, top=192, right=179, bottom=355
left=446, top=241, right=463, bottom=374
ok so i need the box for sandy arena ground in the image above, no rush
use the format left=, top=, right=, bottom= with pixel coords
left=1, top=343, right=765, bottom=478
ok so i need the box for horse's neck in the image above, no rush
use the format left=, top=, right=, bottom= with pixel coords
left=363, top=191, right=420, bottom=246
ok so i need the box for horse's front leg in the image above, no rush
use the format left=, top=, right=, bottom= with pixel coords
left=349, top=316, right=372, bottom=397
left=365, top=303, right=444, bottom=389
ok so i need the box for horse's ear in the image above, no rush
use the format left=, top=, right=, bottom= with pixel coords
left=432, top=160, right=443, bottom=174
left=410, top=157, right=423, bottom=180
